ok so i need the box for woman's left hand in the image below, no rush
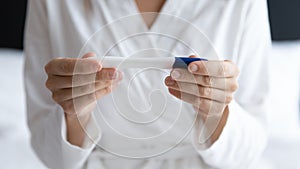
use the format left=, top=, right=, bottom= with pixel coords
left=164, top=55, right=239, bottom=142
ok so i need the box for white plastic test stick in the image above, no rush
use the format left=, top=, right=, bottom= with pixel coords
left=99, top=57, right=207, bottom=69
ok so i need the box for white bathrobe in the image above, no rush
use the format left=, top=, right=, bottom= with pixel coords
left=24, top=0, right=271, bottom=168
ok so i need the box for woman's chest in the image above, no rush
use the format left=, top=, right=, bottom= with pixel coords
left=47, top=0, right=245, bottom=61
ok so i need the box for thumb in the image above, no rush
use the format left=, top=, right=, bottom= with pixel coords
left=189, top=54, right=198, bottom=58
left=82, top=52, right=96, bottom=59
left=82, top=52, right=102, bottom=71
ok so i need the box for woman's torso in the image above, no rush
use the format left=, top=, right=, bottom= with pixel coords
left=44, top=0, right=249, bottom=168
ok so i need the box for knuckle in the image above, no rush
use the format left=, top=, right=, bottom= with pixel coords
left=45, top=79, right=53, bottom=89
left=44, top=59, right=57, bottom=74
left=204, top=87, right=211, bottom=97
left=225, top=94, right=233, bottom=103
left=229, top=82, right=239, bottom=91
left=94, top=90, right=102, bottom=99
left=51, top=92, right=60, bottom=102
left=44, top=63, right=51, bottom=74
left=201, top=87, right=211, bottom=97
left=105, top=86, right=112, bottom=93
left=45, top=60, right=56, bottom=73
left=203, top=76, right=211, bottom=86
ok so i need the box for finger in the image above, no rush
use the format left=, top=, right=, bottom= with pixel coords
left=57, top=75, right=122, bottom=102
left=82, top=52, right=96, bottom=59
left=165, top=77, right=233, bottom=104
left=45, top=58, right=101, bottom=76
left=188, top=60, right=239, bottom=78
left=60, top=87, right=113, bottom=115
left=189, top=55, right=198, bottom=58
left=71, top=69, right=120, bottom=87
left=170, top=70, right=238, bottom=91
left=53, top=74, right=122, bottom=103
left=168, top=88, right=226, bottom=115
left=53, top=72, right=122, bottom=103
left=46, top=69, right=121, bottom=90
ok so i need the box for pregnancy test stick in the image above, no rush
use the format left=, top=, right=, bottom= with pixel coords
left=99, top=57, right=207, bottom=69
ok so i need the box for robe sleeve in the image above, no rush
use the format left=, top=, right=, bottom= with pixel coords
left=24, top=0, right=101, bottom=168
left=192, top=0, right=271, bottom=168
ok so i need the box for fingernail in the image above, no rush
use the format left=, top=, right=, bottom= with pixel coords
left=189, top=64, right=198, bottom=72
left=171, top=70, right=181, bottom=79
left=166, top=79, right=175, bottom=86
left=87, top=56, right=97, bottom=60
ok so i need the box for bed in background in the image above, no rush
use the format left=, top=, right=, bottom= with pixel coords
left=263, top=41, right=300, bottom=169
left=0, top=41, right=299, bottom=169
left=0, top=49, right=46, bottom=169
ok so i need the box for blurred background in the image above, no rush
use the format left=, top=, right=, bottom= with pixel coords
left=0, top=1, right=299, bottom=169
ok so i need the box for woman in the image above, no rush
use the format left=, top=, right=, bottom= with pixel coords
left=25, top=0, right=271, bottom=168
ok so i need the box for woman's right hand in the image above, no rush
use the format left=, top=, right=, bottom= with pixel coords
left=44, top=52, right=122, bottom=146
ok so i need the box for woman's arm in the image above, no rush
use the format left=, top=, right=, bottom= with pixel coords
left=194, top=0, right=271, bottom=168
left=165, top=0, right=271, bottom=168
left=24, top=0, right=111, bottom=168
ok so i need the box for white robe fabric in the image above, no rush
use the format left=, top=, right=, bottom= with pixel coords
left=24, top=0, right=271, bottom=169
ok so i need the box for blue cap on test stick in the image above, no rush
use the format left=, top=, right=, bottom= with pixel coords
left=173, top=57, right=208, bottom=68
